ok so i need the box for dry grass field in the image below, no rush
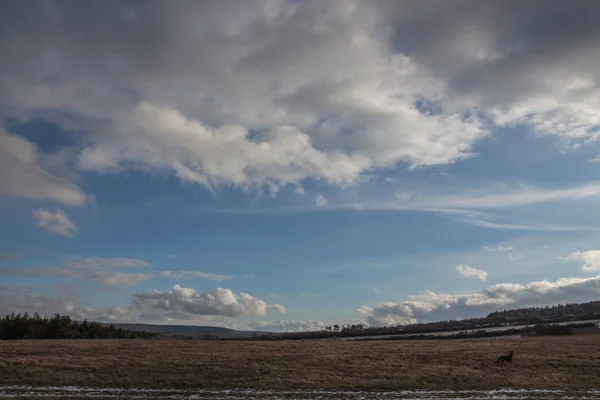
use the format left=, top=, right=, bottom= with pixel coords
left=1, top=336, right=600, bottom=390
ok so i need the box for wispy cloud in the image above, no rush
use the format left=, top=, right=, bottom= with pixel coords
left=483, top=244, right=513, bottom=253
left=198, top=181, right=600, bottom=221
left=0, top=256, right=153, bottom=287
left=161, top=270, right=233, bottom=281
left=373, top=287, right=389, bottom=296
left=32, top=209, right=77, bottom=238
left=301, top=292, right=324, bottom=298
left=455, top=218, right=594, bottom=232
left=392, top=182, right=600, bottom=211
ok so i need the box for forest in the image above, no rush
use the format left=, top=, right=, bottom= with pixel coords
left=0, top=312, right=157, bottom=340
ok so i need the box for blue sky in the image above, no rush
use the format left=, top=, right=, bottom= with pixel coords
left=2, top=0, right=600, bottom=331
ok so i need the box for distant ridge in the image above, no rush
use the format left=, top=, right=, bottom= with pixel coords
left=110, top=322, right=270, bottom=337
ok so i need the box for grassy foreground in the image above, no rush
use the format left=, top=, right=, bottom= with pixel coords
left=1, top=336, right=600, bottom=390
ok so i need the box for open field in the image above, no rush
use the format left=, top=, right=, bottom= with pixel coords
left=1, top=336, right=600, bottom=391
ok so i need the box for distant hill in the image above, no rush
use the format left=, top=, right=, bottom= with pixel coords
left=110, top=323, right=270, bottom=337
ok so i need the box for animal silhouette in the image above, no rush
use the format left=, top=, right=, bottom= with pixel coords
left=494, top=350, right=514, bottom=366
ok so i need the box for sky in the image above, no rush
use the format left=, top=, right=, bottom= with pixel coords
left=2, top=0, right=600, bottom=332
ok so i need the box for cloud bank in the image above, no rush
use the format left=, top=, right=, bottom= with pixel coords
left=358, top=274, right=600, bottom=326
left=2, top=1, right=598, bottom=197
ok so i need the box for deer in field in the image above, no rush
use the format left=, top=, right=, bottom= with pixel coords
left=494, top=350, right=514, bottom=366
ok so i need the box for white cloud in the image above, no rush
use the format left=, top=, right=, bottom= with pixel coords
left=72, top=306, right=137, bottom=322
left=315, top=194, right=327, bottom=207
left=358, top=274, right=600, bottom=326
left=78, top=103, right=372, bottom=193
left=32, top=208, right=77, bottom=238
left=456, top=264, right=488, bottom=281
left=483, top=244, right=512, bottom=253
left=67, top=256, right=149, bottom=270
left=564, top=250, right=600, bottom=272
left=132, top=284, right=285, bottom=319
left=161, top=270, right=233, bottom=281
left=0, top=130, right=86, bottom=206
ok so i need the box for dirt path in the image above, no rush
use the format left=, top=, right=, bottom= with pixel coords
left=1, top=386, right=599, bottom=399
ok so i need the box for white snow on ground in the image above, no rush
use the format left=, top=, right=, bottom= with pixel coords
left=0, top=386, right=599, bottom=399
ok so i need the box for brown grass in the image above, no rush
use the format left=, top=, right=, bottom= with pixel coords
left=1, top=336, right=600, bottom=390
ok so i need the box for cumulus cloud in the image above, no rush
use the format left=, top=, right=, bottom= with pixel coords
left=32, top=208, right=77, bottom=238
left=0, top=130, right=86, bottom=206
left=161, top=270, right=233, bottom=281
left=564, top=250, right=600, bottom=272
left=132, top=284, right=285, bottom=320
left=456, top=264, right=488, bottom=281
left=358, top=274, right=600, bottom=326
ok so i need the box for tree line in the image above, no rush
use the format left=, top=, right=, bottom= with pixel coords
left=486, top=301, right=600, bottom=321
left=324, top=324, right=364, bottom=332
left=0, top=312, right=157, bottom=340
